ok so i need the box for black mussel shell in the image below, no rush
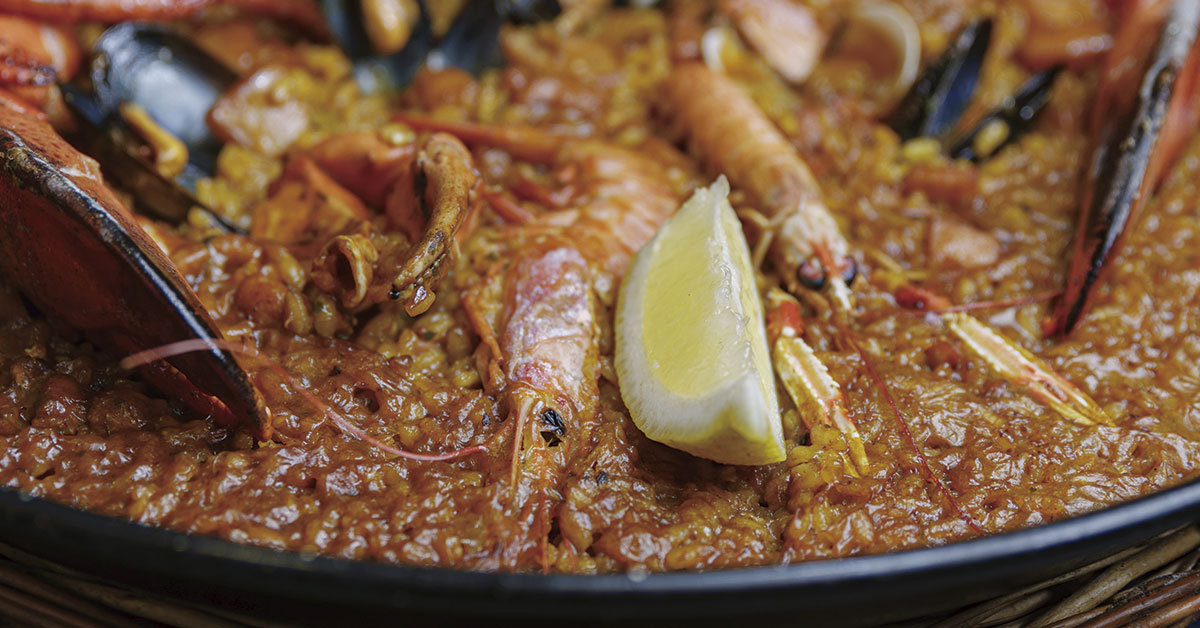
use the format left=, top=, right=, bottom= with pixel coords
left=432, top=0, right=506, bottom=76
left=499, top=0, right=562, bottom=24
left=63, top=23, right=238, bottom=229
left=62, top=84, right=217, bottom=228
left=887, top=20, right=991, bottom=141
left=91, top=23, right=236, bottom=181
left=322, top=0, right=561, bottom=91
left=433, top=0, right=561, bottom=74
left=435, top=0, right=562, bottom=74
left=321, top=0, right=434, bottom=91
left=947, top=66, right=1062, bottom=161
left=888, top=19, right=1060, bottom=161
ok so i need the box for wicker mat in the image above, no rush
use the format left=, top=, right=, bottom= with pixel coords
left=3, top=528, right=1200, bottom=628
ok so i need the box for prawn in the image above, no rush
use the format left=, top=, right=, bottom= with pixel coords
left=396, top=113, right=681, bottom=569
left=663, top=62, right=873, bottom=476
left=664, top=61, right=1108, bottom=538
left=664, top=63, right=855, bottom=309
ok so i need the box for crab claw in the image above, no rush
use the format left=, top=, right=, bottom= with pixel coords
left=0, top=95, right=272, bottom=439
left=1048, top=0, right=1200, bottom=336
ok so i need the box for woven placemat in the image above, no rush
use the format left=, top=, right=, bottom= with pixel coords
left=3, top=528, right=1200, bottom=627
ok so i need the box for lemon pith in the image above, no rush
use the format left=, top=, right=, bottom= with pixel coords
left=615, top=177, right=784, bottom=466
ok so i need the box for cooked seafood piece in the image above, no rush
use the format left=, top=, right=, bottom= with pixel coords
left=1049, top=0, right=1200, bottom=335
left=0, top=99, right=271, bottom=438
left=664, top=63, right=855, bottom=306
left=3, top=0, right=1200, bottom=577
left=320, top=0, right=561, bottom=91
left=0, top=0, right=330, bottom=38
left=887, top=19, right=1062, bottom=161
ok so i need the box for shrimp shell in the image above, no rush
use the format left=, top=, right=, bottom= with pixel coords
left=664, top=63, right=853, bottom=295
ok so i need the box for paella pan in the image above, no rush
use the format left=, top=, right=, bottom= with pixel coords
left=1, top=0, right=1200, bottom=621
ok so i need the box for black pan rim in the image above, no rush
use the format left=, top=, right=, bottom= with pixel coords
left=4, top=473, right=1200, bottom=596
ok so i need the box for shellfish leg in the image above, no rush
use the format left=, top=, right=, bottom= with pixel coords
left=944, top=313, right=1112, bottom=427
left=766, top=291, right=868, bottom=475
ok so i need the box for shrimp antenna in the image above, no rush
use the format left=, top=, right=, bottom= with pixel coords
left=834, top=321, right=985, bottom=536
left=122, top=339, right=487, bottom=462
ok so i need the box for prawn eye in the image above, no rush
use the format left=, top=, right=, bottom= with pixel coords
left=388, top=288, right=402, bottom=300
left=539, top=408, right=566, bottom=446
left=840, top=258, right=859, bottom=285
left=796, top=259, right=827, bottom=290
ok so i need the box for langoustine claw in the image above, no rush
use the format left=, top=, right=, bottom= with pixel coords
left=765, top=290, right=868, bottom=475
left=1048, top=0, right=1200, bottom=335
left=660, top=63, right=868, bottom=467
left=0, top=96, right=272, bottom=438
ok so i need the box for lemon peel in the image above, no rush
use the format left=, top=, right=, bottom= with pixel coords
left=615, top=177, right=783, bottom=465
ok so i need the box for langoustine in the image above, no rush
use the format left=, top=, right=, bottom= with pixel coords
left=394, top=113, right=682, bottom=568
left=663, top=41, right=1122, bottom=537
left=665, top=62, right=855, bottom=308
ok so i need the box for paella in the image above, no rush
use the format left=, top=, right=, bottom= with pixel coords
left=0, top=0, right=1198, bottom=574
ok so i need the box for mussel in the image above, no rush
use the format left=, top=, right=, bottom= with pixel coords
left=321, top=0, right=434, bottom=90
left=0, top=101, right=271, bottom=439
left=320, top=0, right=561, bottom=91
left=0, top=17, right=279, bottom=437
left=0, top=1, right=575, bottom=439
left=63, top=23, right=238, bottom=227
left=887, top=19, right=1061, bottom=161
left=1049, top=0, right=1200, bottom=335
left=90, top=23, right=236, bottom=185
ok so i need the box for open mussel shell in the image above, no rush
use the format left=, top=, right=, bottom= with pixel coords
left=499, top=0, right=563, bottom=23
left=0, top=105, right=270, bottom=438
left=1050, top=0, right=1200, bottom=335
left=322, top=0, right=561, bottom=91
left=322, top=0, right=435, bottom=90
left=432, top=1, right=515, bottom=75
left=91, top=22, right=235, bottom=182
left=429, top=0, right=564, bottom=75
left=62, top=84, right=219, bottom=229
left=947, top=65, right=1062, bottom=161
left=888, top=19, right=991, bottom=140
left=887, top=18, right=1059, bottom=161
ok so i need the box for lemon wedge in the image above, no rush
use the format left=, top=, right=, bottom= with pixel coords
left=615, top=177, right=784, bottom=465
